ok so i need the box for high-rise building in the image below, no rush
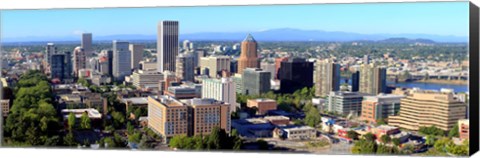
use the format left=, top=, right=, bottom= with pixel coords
left=73, top=47, right=86, bottom=77
left=148, top=96, right=230, bottom=142
left=351, top=71, right=360, bottom=92
left=260, top=61, right=276, bottom=80
left=131, top=70, right=164, bottom=89
left=242, top=68, right=271, bottom=95
left=275, top=57, right=289, bottom=79
left=175, top=53, right=195, bottom=82
left=191, top=49, right=206, bottom=68
left=360, top=94, right=404, bottom=124
left=314, top=59, right=341, bottom=97
left=237, top=34, right=259, bottom=74
left=164, top=84, right=202, bottom=99
left=327, top=91, right=371, bottom=116
left=45, top=43, right=57, bottom=65
left=363, top=54, right=370, bottom=64
left=112, top=40, right=132, bottom=82
left=202, top=77, right=237, bottom=112
left=129, top=44, right=144, bottom=70
left=157, top=21, right=179, bottom=72
left=182, top=40, right=194, bottom=51
left=359, top=63, right=387, bottom=95
left=63, top=51, right=73, bottom=79
left=50, top=54, right=65, bottom=80
left=200, top=56, right=230, bottom=78
left=278, top=58, right=314, bottom=93
left=388, top=90, right=467, bottom=131
left=230, top=59, right=238, bottom=74
left=81, top=33, right=93, bottom=57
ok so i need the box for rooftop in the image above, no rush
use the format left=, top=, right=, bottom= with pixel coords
left=283, top=126, right=315, bottom=132
left=121, top=97, right=148, bottom=105
left=243, top=34, right=256, bottom=42
left=61, top=108, right=102, bottom=119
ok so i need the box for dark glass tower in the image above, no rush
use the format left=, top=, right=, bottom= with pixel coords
left=278, top=58, right=314, bottom=93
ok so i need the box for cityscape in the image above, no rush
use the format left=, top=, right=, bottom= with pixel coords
left=0, top=2, right=471, bottom=157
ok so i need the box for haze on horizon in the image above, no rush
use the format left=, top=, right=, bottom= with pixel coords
left=0, top=1, right=469, bottom=42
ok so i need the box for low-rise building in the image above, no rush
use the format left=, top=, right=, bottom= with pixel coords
left=263, top=116, right=290, bottom=126
left=121, top=97, right=148, bottom=113
left=458, top=119, right=469, bottom=140
left=274, top=125, right=316, bottom=140
left=1, top=99, right=10, bottom=117
left=247, top=98, right=277, bottom=115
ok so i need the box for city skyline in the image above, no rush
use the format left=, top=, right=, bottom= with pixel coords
left=0, top=2, right=469, bottom=42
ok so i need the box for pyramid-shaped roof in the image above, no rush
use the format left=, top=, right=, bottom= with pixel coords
left=243, top=34, right=256, bottom=42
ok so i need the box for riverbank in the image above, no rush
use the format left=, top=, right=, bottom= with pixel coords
left=406, top=79, right=468, bottom=85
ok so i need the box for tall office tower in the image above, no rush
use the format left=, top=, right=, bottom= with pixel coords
left=200, top=56, right=231, bottom=78
left=99, top=56, right=109, bottom=75
left=277, top=57, right=314, bottom=93
left=107, top=50, right=114, bottom=77
left=50, top=54, right=65, bottom=80
left=314, top=59, right=341, bottom=97
left=237, top=34, right=259, bottom=74
left=73, top=47, right=86, bottom=77
left=359, top=63, right=387, bottom=95
left=45, top=43, right=57, bottom=65
left=260, top=61, right=276, bottom=80
left=202, top=77, right=237, bottom=112
left=88, top=57, right=99, bottom=71
left=129, top=44, right=144, bottom=70
left=327, top=91, right=371, bottom=116
left=275, top=57, right=289, bottom=79
left=147, top=96, right=230, bottom=142
left=388, top=90, right=466, bottom=131
left=112, top=40, right=132, bottom=82
left=82, top=33, right=93, bottom=57
left=157, top=20, right=179, bottom=72
left=360, top=94, right=404, bottom=124
left=242, top=68, right=271, bottom=95
left=64, top=51, right=72, bottom=79
left=191, top=49, right=206, bottom=68
left=351, top=71, right=360, bottom=92
left=175, top=53, right=195, bottom=82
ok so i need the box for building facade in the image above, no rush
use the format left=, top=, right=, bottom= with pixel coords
left=327, top=91, right=370, bottom=116
left=157, top=21, right=179, bottom=72
left=247, top=98, right=277, bottom=115
left=175, top=53, right=195, bottom=82
left=50, top=54, right=65, bottom=80
left=359, top=63, right=387, bottom=95
left=131, top=70, right=164, bottom=89
left=112, top=40, right=132, bottom=82
left=278, top=58, right=314, bottom=93
left=129, top=44, right=144, bottom=70
left=200, top=56, right=231, bottom=78
left=202, top=77, right=237, bottom=112
left=388, top=90, right=467, bottom=131
left=237, top=34, right=259, bottom=74
left=242, top=68, right=271, bottom=95
left=314, top=59, right=341, bottom=97
left=360, top=94, right=404, bottom=124
left=81, top=33, right=93, bottom=57
left=73, top=47, right=86, bottom=77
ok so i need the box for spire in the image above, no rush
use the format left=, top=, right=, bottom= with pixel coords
left=243, top=34, right=256, bottom=42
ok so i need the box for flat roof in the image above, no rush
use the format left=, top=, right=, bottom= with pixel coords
left=121, top=97, right=148, bottom=105
left=61, top=108, right=102, bottom=119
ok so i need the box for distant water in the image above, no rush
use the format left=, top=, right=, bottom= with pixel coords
left=340, top=78, right=468, bottom=93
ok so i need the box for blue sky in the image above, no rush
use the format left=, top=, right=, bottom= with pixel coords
left=0, top=2, right=469, bottom=39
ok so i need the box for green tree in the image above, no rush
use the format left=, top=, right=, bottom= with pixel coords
left=380, top=134, right=391, bottom=144
left=363, top=132, right=376, bottom=142
left=304, top=106, right=321, bottom=127
left=419, top=125, right=445, bottom=136
left=425, top=135, right=436, bottom=146
left=80, top=112, right=91, bottom=130
left=376, top=119, right=386, bottom=125
left=448, top=123, right=459, bottom=138
left=127, top=122, right=134, bottom=135
left=111, top=111, right=126, bottom=129
left=392, top=138, right=401, bottom=146
left=64, top=131, right=76, bottom=146
left=207, top=127, right=222, bottom=149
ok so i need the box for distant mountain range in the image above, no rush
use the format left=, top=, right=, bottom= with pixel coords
left=2, top=28, right=468, bottom=43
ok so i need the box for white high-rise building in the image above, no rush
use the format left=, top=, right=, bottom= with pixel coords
left=157, top=21, right=179, bottom=72
left=129, top=44, right=144, bottom=70
left=202, top=77, right=238, bottom=112
left=45, top=43, right=57, bottom=64
left=175, top=53, right=195, bottom=82
left=112, top=40, right=131, bottom=81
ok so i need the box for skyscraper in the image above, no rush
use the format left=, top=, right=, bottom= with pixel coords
left=175, top=53, right=195, bottom=82
left=351, top=71, right=360, bottom=92
left=202, top=77, right=237, bottom=112
left=50, top=54, right=65, bottom=80
left=260, top=61, right=276, bottom=80
left=45, top=43, right=57, bottom=65
left=314, top=59, right=341, bottom=97
left=112, top=41, right=132, bottom=82
left=73, top=47, right=86, bottom=77
left=64, top=51, right=72, bottom=79
left=237, top=34, right=259, bottom=74
left=278, top=58, right=314, bottom=93
left=129, top=44, right=144, bottom=70
left=242, top=68, right=271, bottom=95
left=157, top=21, right=179, bottom=72
left=359, top=63, right=387, bottom=95
left=82, top=33, right=93, bottom=57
